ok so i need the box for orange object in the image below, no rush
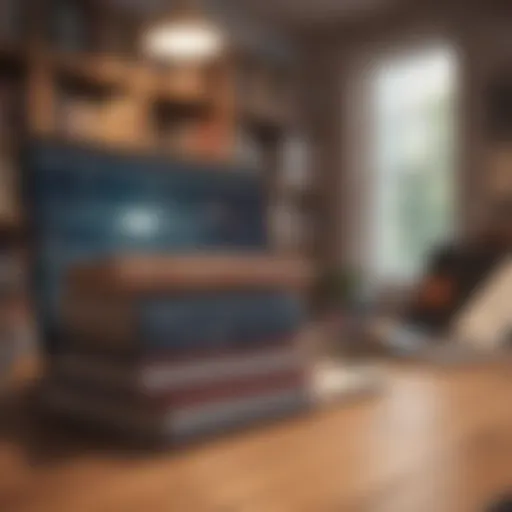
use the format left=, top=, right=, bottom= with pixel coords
left=417, top=275, right=455, bottom=309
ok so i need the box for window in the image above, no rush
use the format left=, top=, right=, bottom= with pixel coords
left=368, top=45, right=458, bottom=284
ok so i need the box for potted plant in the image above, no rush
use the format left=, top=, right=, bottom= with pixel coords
left=313, top=266, right=361, bottom=357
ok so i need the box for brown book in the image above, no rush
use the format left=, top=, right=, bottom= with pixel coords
left=67, top=254, right=313, bottom=296
left=50, top=366, right=306, bottom=412
left=52, top=343, right=305, bottom=393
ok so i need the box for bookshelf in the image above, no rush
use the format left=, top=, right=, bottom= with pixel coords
left=0, top=1, right=299, bottom=169
left=0, top=2, right=302, bottom=199
left=0, top=0, right=307, bottom=375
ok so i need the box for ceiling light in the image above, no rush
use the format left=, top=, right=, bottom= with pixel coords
left=143, top=6, right=224, bottom=63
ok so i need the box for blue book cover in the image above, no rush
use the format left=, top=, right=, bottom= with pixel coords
left=22, top=139, right=272, bottom=354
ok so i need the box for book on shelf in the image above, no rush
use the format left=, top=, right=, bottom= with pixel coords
left=49, top=0, right=93, bottom=53
left=0, top=0, right=24, bottom=42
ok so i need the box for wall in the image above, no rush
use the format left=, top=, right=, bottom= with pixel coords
left=297, top=0, right=512, bottom=272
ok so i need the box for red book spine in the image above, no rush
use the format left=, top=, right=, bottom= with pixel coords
left=152, top=369, right=306, bottom=410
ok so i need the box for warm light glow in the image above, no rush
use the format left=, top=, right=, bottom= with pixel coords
left=144, top=20, right=224, bottom=63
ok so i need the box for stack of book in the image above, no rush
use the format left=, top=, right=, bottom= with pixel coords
left=44, top=255, right=313, bottom=441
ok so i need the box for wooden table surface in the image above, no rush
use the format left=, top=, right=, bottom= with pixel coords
left=2, top=362, right=512, bottom=512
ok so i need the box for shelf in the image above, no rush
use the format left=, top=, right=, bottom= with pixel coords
left=52, top=52, right=131, bottom=94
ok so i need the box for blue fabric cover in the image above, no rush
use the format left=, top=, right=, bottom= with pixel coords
left=139, top=292, right=303, bottom=350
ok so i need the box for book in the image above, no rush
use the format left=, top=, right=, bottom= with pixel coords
left=52, top=343, right=305, bottom=392
left=42, top=384, right=310, bottom=440
left=62, top=289, right=305, bottom=354
left=67, top=255, right=312, bottom=295
left=48, top=365, right=306, bottom=411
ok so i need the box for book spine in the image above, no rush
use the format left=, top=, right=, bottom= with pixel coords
left=62, top=292, right=137, bottom=351
left=42, top=385, right=310, bottom=439
left=170, top=389, right=310, bottom=439
left=53, top=344, right=305, bottom=393
left=63, top=292, right=304, bottom=352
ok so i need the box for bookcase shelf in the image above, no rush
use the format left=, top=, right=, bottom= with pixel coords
left=0, top=0, right=307, bottom=264
left=52, top=52, right=131, bottom=92
left=0, top=21, right=297, bottom=172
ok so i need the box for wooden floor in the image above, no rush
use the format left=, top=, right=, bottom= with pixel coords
left=2, top=362, right=512, bottom=512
